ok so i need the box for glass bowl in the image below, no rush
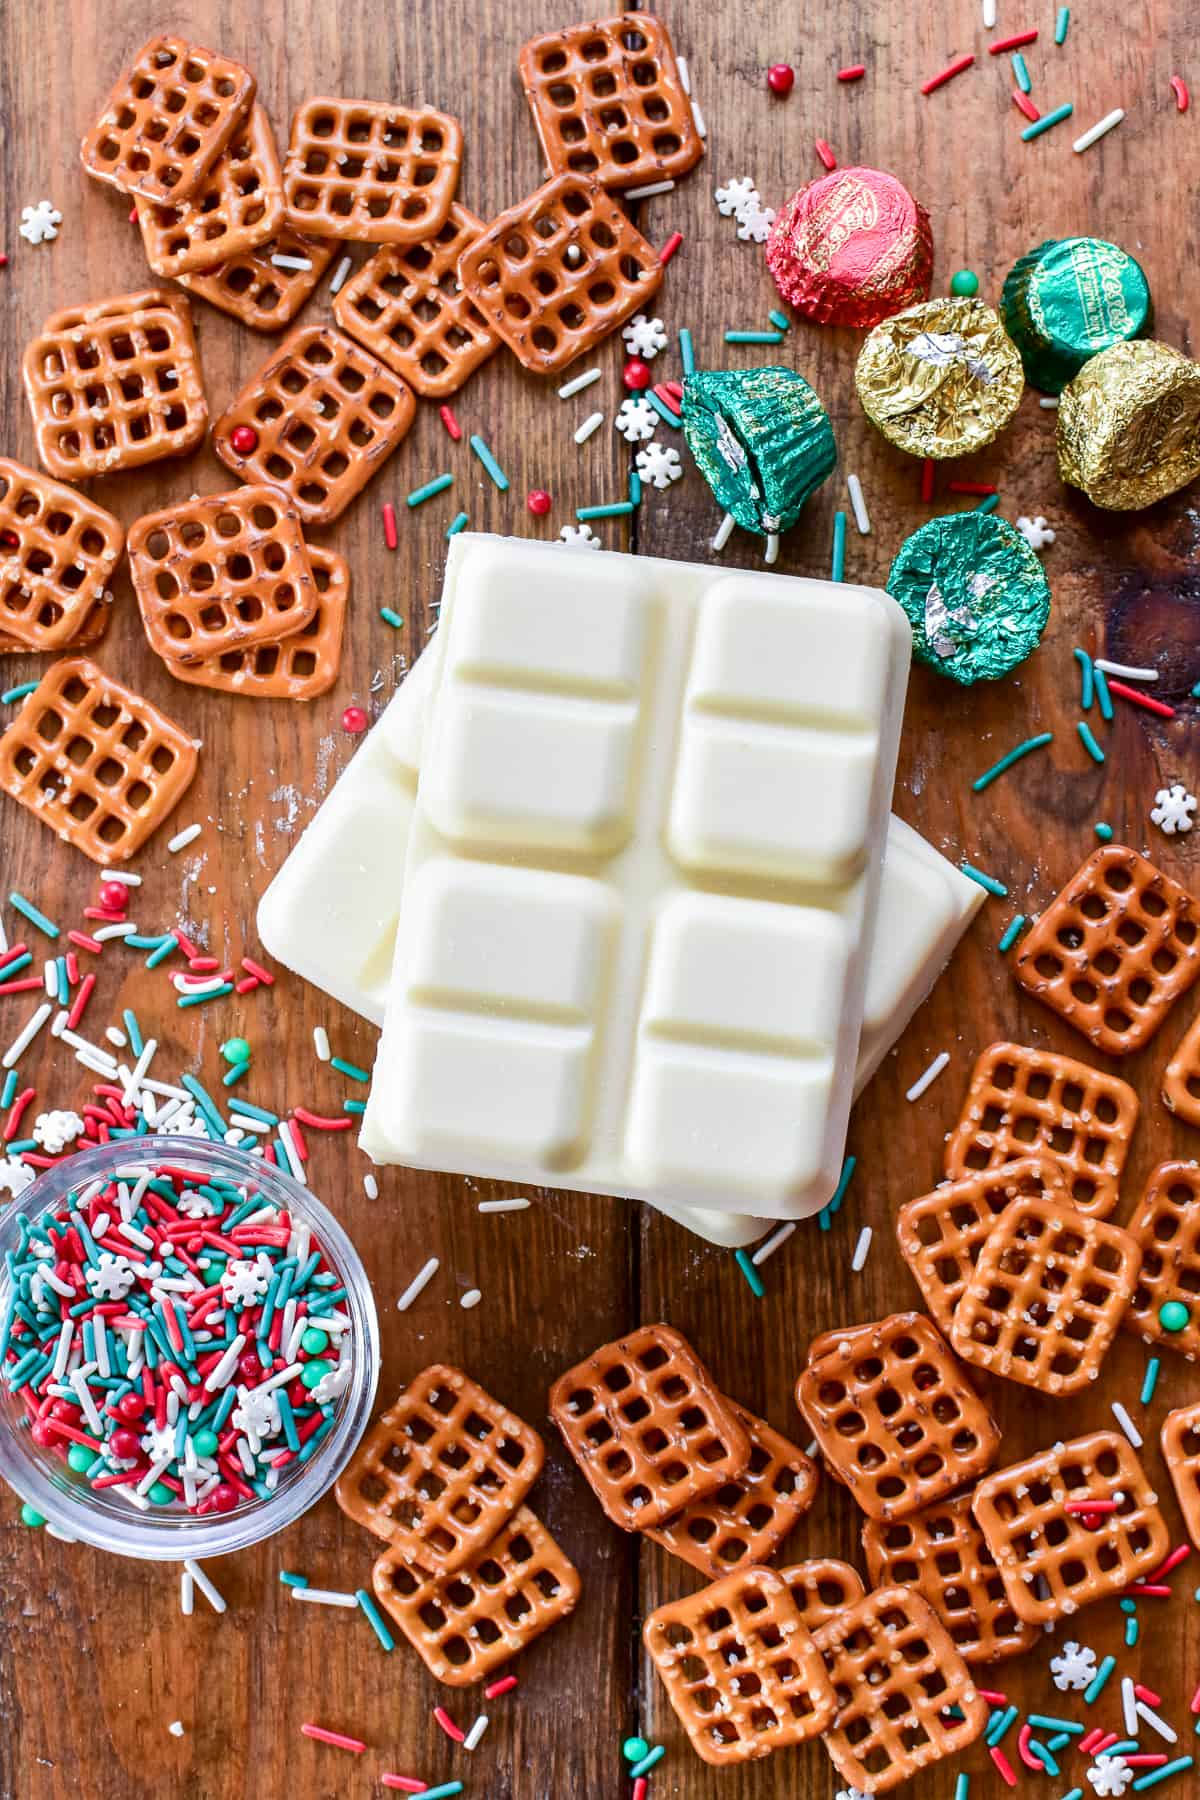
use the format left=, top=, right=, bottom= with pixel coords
left=0, top=1136, right=379, bottom=1560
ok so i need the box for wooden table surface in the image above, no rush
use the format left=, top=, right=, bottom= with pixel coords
left=1, top=1, right=1198, bottom=1795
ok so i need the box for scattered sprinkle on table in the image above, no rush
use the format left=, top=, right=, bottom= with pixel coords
left=960, top=863, right=1008, bottom=898
left=397, top=1257, right=439, bottom=1312
left=906, top=1050, right=950, bottom=1101
left=1077, top=720, right=1106, bottom=763
left=921, top=52, right=976, bottom=95
left=1022, top=102, right=1074, bottom=141
left=972, top=732, right=1054, bottom=791
left=1074, top=109, right=1125, bottom=152
left=469, top=433, right=508, bottom=487
left=300, top=1723, right=365, bottom=1753
left=734, top=1248, right=764, bottom=1297
left=998, top=915, right=1027, bottom=953
left=751, top=1220, right=796, bottom=1266
left=847, top=473, right=871, bottom=534
left=851, top=1225, right=873, bottom=1272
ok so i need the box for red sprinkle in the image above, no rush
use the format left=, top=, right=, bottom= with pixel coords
left=921, top=53, right=975, bottom=95
left=1126, top=1582, right=1172, bottom=1596
left=977, top=1690, right=1009, bottom=1707
left=1126, top=1756, right=1170, bottom=1769
left=1013, top=90, right=1042, bottom=121
left=838, top=64, right=866, bottom=80
left=1135, top=1682, right=1164, bottom=1706
left=68, top=931, right=103, bottom=954
left=920, top=458, right=936, bottom=503
left=66, top=973, right=96, bottom=1031
left=990, top=28, right=1039, bottom=51
left=526, top=488, right=552, bottom=516
left=433, top=1706, right=465, bottom=1743
left=1078, top=1728, right=1106, bottom=1756
left=989, top=1745, right=1018, bottom=1788
left=241, top=957, right=274, bottom=984
left=229, top=423, right=259, bottom=455
left=382, top=502, right=398, bottom=550
left=947, top=481, right=998, bottom=496
left=0, top=254, right=7, bottom=268
left=1093, top=1732, right=1120, bottom=1755
left=767, top=63, right=795, bottom=96
left=484, top=1675, right=518, bottom=1700
left=1171, top=75, right=1190, bottom=111
left=293, top=1107, right=354, bottom=1131
left=1080, top=1511, right=1108, bottom=1531
left=438, top=404, right=462, bottom=441
left=4, top=1089, right=36, bottom=1142
left=98, top=880, right=128, bottom=911
left=1191, top=1680, right=1200, bottom=1714
left=1065, top=1498, right=1117, bottom=1515
left=0, top=942, right=30, bottom=973
left=658, top=230, right=683, bottom=266
left=300, top=1724, right=366, bottom=1754
left=128, top=208, right=138, bottom=224
left=234, top=976, right=260, bottom=995
left=1107, top=679, right=1176, bottom=718
left=1017, top=1724, right=1043, bottom=1772
left=632, top=1782, right=648, bottom=1800
left=814, top=138, right=837, bottom=170
left=1146, top=1544, right=1191, bottom=1582
left=651, top=383, right=681, bottom=417
left=380, top=1780, right=427, bottom=1794
left=341, top=706, right=368, bottom=734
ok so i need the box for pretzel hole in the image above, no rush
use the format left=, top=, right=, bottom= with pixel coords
left=91, top=756, right=123, bottom=790
left=1105, top=864, right=1133, bottom=893
left=588, top=279, right=616, bottom=306
left=163, top=405, right=188, bottom=431
left=1142, top=890, right=1167, bottom=916
left=834, top=1408, right=865, bottom=1439
left=1129, top=976, right=1152, bottom=1004
left=154, top=571, right=179, bottom=603
left=266, top=456, right=293, bottom=483
left=189, top=561, right=215, bottom=591
left=857, top=1443, right=884, bottom=1470
left=1179, top=918, right=1198, bottom=944
left=1104, top=1007, right=1132, bottom=1035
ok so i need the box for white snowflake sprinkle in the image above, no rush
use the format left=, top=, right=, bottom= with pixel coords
left=635, top=442, right=684, bottom=489
left=309, top=1361, right=353, bottom=1405
left=0, top=1157, right=34, bottom=1199
left=558, top=524, right=602, bottom=550
left=1016, top=514, right=1056, bottom=551
left=736, top=203, right=777, bottom=244
left=836, top=1788, right=872, bottom=1800
left=139, top=1424, right=178, bottom=1465
left=84, top=1251, right=136, bottom=1302
left=19, top=199, right=63, bottom=245
left=176, top=1188, right=219, bottom=1219
left=1050, top=1639, right=1098, bottom=1691
left=1151, top=783, right=1197, bottom=836
left=1087, top=1754, right=1133, bottom=1797
left=622, top=313, right=668, bottom=359
left=714, top=176, right=761, bottom=220
left=614, top=396, right=659, bottom=443
left=232, top=1385, right=281, bottom=1444
left=32, top=1109, right=85, bottom=1153
left=220, top=1258, right=271, bottom=1308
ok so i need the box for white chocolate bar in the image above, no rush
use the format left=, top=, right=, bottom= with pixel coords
left=355, top=535, right=910, bottom=1220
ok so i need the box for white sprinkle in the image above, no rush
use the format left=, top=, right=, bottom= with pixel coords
left=260, top=1360, right=305, bottom=1394
left=477, top=1197, right=530, bottom=1213
left=0, top=915, right=6, bottom=956
left=1121, top=1675, right=1139, bottom=1739
left=51, top=1320, right=74, bottom=1381
left=574, top=410, right=605, bottom=445
left=557, top=367, right=602, bottom=400
left=1111, top=1400, right=1142, bottom=1448
left=184, top=1558, right=227, bottom=1615
left=167, top=823, right=202, bottom=854
left=397, top=1256, right=439, bottom=1311
left=292, top=1585, right=361, bottom=1607
left=711, top=512, right=736, bottom=552
left=847, top=473, right=872, bottom=535
left=564, top=244, right=583, bottom=265
left=464, top=1714, right=489, bottom=1751
left=43, top=959, right=56, bottom=998
left=59, top=1026, right=118, bottom=1068
left=313, top=1025, right=331, bottom=1062
left=690, top=99, right=708, bottom=140
left=329, top=254, right=354, bottom=296
left=764, top=532, right=780, bottom=565
left=363, top=1173, right=379, bottom=1199
left=93, top=922, right=137, bottom=941
left=751, top=1221, right=797, bottom=1266
left=3, top=1002, right=52, bottom=1068
left=136, top=1451, right=175, bottom=1497
left=121, top=1037, right=158, bottom=1107
left=277, top=1119, right=307, bottom=1186
left=624, top=179, right=676, bottom=200
left=203, top=1333, right=246, bottom=1393
left=1039, top=396, right=1060, bottom=408
left=168, top=1721, right=185, bottom=1738
left=99, top=869, right=141, bottom=885
left=906, top=1051, right=951, bottom=1102
left=460, top=1288, right=482, bottom=1309
left=271, top=253, right=313, bottom=271
left=105, top=1026, right=128, bottom=1048
left=983, top=0, right=997, bottom=24
left=118, top=1221, right=154, bottom=1251
left=1135, top=1698, right=1177, bottom=1743
left=1073, top=108, right=1125, bottom=153
left=1094, top=659, right=1158, bottom=682
left=180, top=1570, right=195, bottom=1617
left=677, top=54, right=692, bottom=94
left=851, top=1226, right=873, bottom=1273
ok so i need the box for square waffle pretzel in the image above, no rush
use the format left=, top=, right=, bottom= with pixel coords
left=861, top=1493, right=1041, bottom=1665
left=0, top=600, right=111, bottom=656
left=213, top=322, right=415, bottom=524
left=944, top=1040, right=1138, bottom=1220
left=334, top=1364, right=544, bottom=1573
left=457, top=173, right=664, bottom=376
left=23, top=290, right=208, bottom=480
left=518, top=12, right=704, bottom=192
left=161, top=545, right=347, bottom=701
left=795, top=1313, right=1000, bottom=1522
left=549, top=1323, right=751, bottom=1531
left=80, top=35, right=254, bottom=204
left=896, top=1156, right=1069, bottom=1335
left=1163, top=1010, right=1200, bottom=1127
left=0, top=656, right=198, bottom=864
left=371, top=1504, right=579, bottom=1685
left=128, top=486, right=317, bottom=664
left=1123, top=1161, right=1200, bottom=1361
left=1014, top=844, right=1200, bottom=1055
left=178, top=228, right=335, bottom=331
left=950, top=1194, right=1142, bottom=1396
left=644, top=1565, right=838, bottom=1766
left=812, top=1585, right=989, bottom=1794
left=137, top=103, right=284, bottom=278
left=781, top=1558, right=867, bottom=1633
left=645, top=1405, right=817, bottom=1578
left=1161, top=1403, right=1200, bottom=1550
left=283, top=97, right=462, bottom=243
left=332, top=204, right=499, bottom=398
left=0, top=459, right=124, bottom=652
left=970, top=1430, right=1169, bottom=1624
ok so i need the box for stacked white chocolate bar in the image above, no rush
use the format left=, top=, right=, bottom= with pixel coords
left=259, top=535, right=982, bottom=1243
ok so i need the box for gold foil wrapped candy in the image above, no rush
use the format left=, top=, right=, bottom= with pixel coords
left=855, top=296, right=1025, bottom=458
left=1057, top=339, right=1200, bottom=510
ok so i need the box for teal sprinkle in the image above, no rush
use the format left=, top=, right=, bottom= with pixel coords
left=145, top=936, right=178, bottom=969
left=307, top=1286, right=348, bottom=1315
left=1060, top=1790, right=1084, bottom=1800
left=1077, top=720, right=1105, bottom=763
left=972, top=731, right=1054, bottom=791
left=330, top=1056, right=370, bottom=1083
left=297, top=1415, right=335, bottom=1464
left=724, top=328, right=785, bottom=345
left=122, top=1009, right=144, bottom=1056
left=831, top=510, right=846, bottom=583
left=6, top=1139, right=37, bottom=1155
left=1142, top=1356, right=1161, bottom=1405
left=1, top=681, right=39, bottom=705
left=1119, top=1599, right=1137, bottom=1615
left=577, top=501, right=635, bottom=521
left=181, top=1075, right=225, bottom=1138
left=228, top=1099, right=278, bottom=1127
left=986, top=1704, right=1019, bottom=1746
left=416, top=1786, right=464, bottom=1800
left=974, top=493, right=1000, bottom=514
left=1028, top=1739, right=1059, bottom=1777
left=1083, top=1652, right=1116, bottom=1703
left=406, top=472, right=454, bottom=508
left=644, top=390, right=681, bottom=428
left=55, top=958, right=68, bottom=1007
left=0, top=952, right=32, bottom=982
left=1193, top=680, right=1200, bottom=699
left=277, top=1387, right=301, bottom=1453
left=628, top=468, right=642, bottom=506
left=279, top=1571, right=309, bottom=1588
left=213, top=1387, right=238, bottom=1431
left=124, top=933, right=169, bottom=950
left=768, top=310, right=790, bottom=332
left=955, top=1777, right=970, bottom=1800
left=1029, top=1715, right=1083, bottom=1734
left=1133, top=1759, right=1193, bottom=1792
left=998, top=915, right=1027, bottom=953
left=446, top=511, right=469, bottom=537
left=1074, top=647, right=1094, bottom=710
left=356, top=1586, right=395, bottom=1651
left=1055, top=5, right=1070, bottom=43
left=829, top=1155, right=856, bottom=1215
left=679, top=327, right=696, bottom=375
left=960, top=862, right=1008, bottom=898
left=342, top=1099, right=366, bottom=1115
left=8, top=892, right=59, bottom=938
left=1021, top=102, right=1074, bottom=141
left=177, top=982, right=234, bottom=1008
left=1012, top=51, right=1032, bottom=92
left=468, top=433, right=509, bottom=491
left=1095, top=821, right=1114, bottom=841
left=734, top=1249, right=764, bottom=1297
left=1126, top=1616, right=1139, bottom=1647
left=380, top=607, right=404, bottom=629
left=1094, top=665, right=1114, bottom=719
left=1, top=1071, right=16, bottom=1107
left=629, top=1747, right=665, bottom=1779
left=222, top=1060, right=251, bottom=1088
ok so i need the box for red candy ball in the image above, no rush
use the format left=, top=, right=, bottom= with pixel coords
left=117, top=1392, right=145, bottom=1421
left=51, top=1400, right=81, bottom=1423
left=342, top=705, right=368, bottom=734
left=238, top=1351, right=263, bottom=1383
left=110, top=1428, right=141, bottom=1460
left=31, top=1419, right=57, bottom=1448
left=623, top=358, right=652, bottom=391
left=526, top=489, right=552, bottom=517
left=99, top=880, right=128, bottom=912
left=213, top=1483, right=239, bottom=1513
left=1078, top=1509, right=1106, bottom=1532
left=767, top=62, right=795, bottom=96
left=229, top=424, right=259, bottom=455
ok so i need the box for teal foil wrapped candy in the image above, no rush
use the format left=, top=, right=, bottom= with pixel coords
left=886, top=513, right=1051, bottom=684
left=682, top=367, right=836, bottom=535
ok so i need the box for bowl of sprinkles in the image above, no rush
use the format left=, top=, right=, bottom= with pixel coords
left=0, top=1136, right=379, bottom=1559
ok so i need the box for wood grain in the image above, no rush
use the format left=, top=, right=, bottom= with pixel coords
left=1, top=0, right=1198, bottom=1795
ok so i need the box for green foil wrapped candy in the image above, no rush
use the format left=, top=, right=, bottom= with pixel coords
left=886, top=513, right=1051, bottom=684
left=1001, top=236, right=1151, bottom=394
left=682, top=366, right=836, bottom=536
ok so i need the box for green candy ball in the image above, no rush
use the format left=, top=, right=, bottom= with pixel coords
left=192, top=1429, right=220, bottom=1458
left=950, top=269, right=980, bottom=297
left=66, top=1444, right=94, bottom=1473
left=221, top=1037, right=251, bottom=1066
left=300, top=1327, right=329, bottom=1355
left=147, top=1483, right=175, bottom=1505
left=623, top=1737, right=650, bottom=1765
left=301, top=1359, right=333, bottom=1391
left=20, top=1503, right=45, bottom=1528
left=1159, top=1299, right=1191, bottom=1334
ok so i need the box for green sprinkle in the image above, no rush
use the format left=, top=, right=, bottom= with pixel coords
left=724, top=329, right=785, bottom=344
left=279, top=1570, right=309, bottom=1588
left=1012, top=51, right=1032, bottom=92
left=955, top=1777, right=970, bottom=1800
left=831, top=510, right=846, bottom=583
left=950, top=271, right=979, bottom=297
left=1028, top=1739, right=1059, bottom=1777
left=974, top=493, right=1000, bottom=514
left=972, top=731, right=1054, bottom=791
left=446, top=511, right=469, bottom=537
left=356, top=1586, right=395, bottom=1651
left=406, top=472, right=454, bottom=508
left=629, top=1747, right=665, bottom=1779
left=1095, top=821, right=1114, bottom=841
left=1094, top=665, right=1114, bottom=719
left=20, top=1502, right=45, bottom=1527
left=767, top=310, right=790, bottom=332
left=1132, top=1758, right=1193, bottom=1792
left=380, top=606, right=404, bottom=629
left=1193, top=680, right=1200, bottom=699
left=644, top=390, right=681, bottom=428
left=1159, top=1299, right=1191, bottom=1333
left=998, top=914, right=1027, bottom=953
left=1021, top=102, right=1074, bottom=141
left=8, top=892, right=59, bottom=938
left=469, top=433, right=509, bottom=491
left=222, top=1060, right=251, bottom=1088
left=67, top=1443, right=94, bottom=1472
left=343, top=1099, right=366, bottom=1116
left=1083, top=1652, right=1116, bottom=1703
left=1126, top=1615, right=1139, bottom=1646
left=1074, top=647, right=1094, bottom=710
left=1142, top=1356, right=1162, bottom=1404
left=1077, top=720, right=1105, bottom=763
left=178, top=981, right=234, bottom=1008
left=628, top=468, right=642, bottom=507
left=330, top=1056, right=370, bottom=1083
left=221, top=1036, right=250, bottom=1065
left=576, top=502, right=635, bottom=521
left=145, top=936, right=178, bottom=969
left=623, top=1737, right=650, bottom=1765
left=679, top=327, right=695, bottom=375
left=1119, top=1599, right=1137, bottom=1615
left=986, top=1704, right=1019, bottom=1746
left=960, top=862, right=1008, bottom=898
left=734, top=1249, right=764, bottom=1297
left=2, top=681, right=39, bottom=705
left=1055, top=6, right=1070, bottom=43
left=1028, top=1716, right=1084, bottom=1735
